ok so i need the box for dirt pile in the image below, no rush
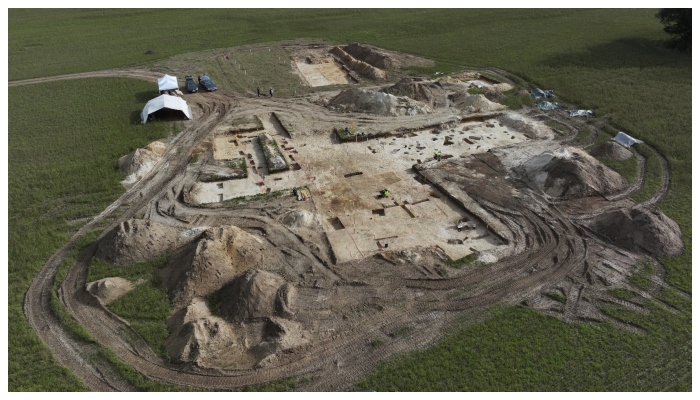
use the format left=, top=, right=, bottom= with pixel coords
left=497, top=111, right=553, bottom=139
left=589, top=141, right=633, bottom=160
left=329, top=46, right=386, bottom=79
left=328, top=88, right=432, bottom=116
left=253, top=317, right=310, bottom=367
left=94, top=219, right=182, bottom=266
left=118, top=140, right=166, bottom=188
left=587, top=206, right=683, bottom=258
left=343, top=43, right=400, bottom=69
left=85, top=277, right=135, bottom=305
left=260, top=133, right=287, bottom=171
left=438, top=76, right=472, bottom=92
left=484, top=90, right=507, bottom=103
left=515, top=147, right=628, bottom=199
left=165, top=299, right=240, bottom=366
left=279, top=210, right=314, bottom=229
left=218, top=269, right=296, bottom=322
left=381, top=78, right=447, bottom=108
left=449, top=93, right=506, bottom=113
left=488, top=82, right=514, bottom=92
left=162, top=226, right=267, bottom=307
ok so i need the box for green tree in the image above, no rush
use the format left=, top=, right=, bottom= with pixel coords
left=656, top=8, right=692, bottom=51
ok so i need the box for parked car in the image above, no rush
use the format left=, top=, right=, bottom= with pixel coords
left=200, top=75, right=217, bottom=91
left=185, top=75, right=198, bottom=93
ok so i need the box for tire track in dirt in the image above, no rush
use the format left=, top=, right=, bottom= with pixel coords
left=605, top=148, right=646, bottom=201
left=26, top=90, right=230, bottom=391
left=10, top=69, right=165, bottom=87
left=24, top=65, right=677, bottom=391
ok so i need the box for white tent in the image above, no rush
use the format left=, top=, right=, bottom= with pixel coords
left=612, top=132, right=643, bottom=147
left=141, top=94, right=193, bottom=124
left=157, top=74, right=179, bottom=91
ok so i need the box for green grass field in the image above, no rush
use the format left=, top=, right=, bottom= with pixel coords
left=354, top=303, right=691, bottom=391
left=8, top=78, right=170, bottom=390
left=8, top=8, right=691, bottom=391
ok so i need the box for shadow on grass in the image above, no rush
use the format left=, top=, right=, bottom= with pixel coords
left=130, top=109, right=143, bottom=124
left=134, top=90, right=160, bottom=103
left=539, top=37, right=689, bottom=70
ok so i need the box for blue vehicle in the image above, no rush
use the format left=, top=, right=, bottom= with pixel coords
left=184, top=75, right=198, bottom=93
left=199, top=75, right=217, bottom=91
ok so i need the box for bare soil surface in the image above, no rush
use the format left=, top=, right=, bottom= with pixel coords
left=589, top=141, right=634, bottom=160
left=22, top=48, right=684, bottom=392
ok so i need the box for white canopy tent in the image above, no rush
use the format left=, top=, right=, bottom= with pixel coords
left=141, top=94, right=193, bottom=124
left=157, top=74, right=179, bottom=91
left=612, top=132, right=643, bottom=147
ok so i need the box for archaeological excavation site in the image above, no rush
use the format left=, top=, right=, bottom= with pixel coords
left=25, top=42, right=686, bottom=391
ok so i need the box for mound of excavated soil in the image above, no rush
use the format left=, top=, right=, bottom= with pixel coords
left=118, top=141, right=166, bottom=188
left=253, top=317, right=310, bottom=367
left=165, top=316, right=237, bottom=365
left=329, top=47, right=386, bottom=79
left=94, top=219, right=182, bottom=266
left=497, top=111, right=553, bottom=139
left=587, top=206, right=683, bottom=258
left=279, top=210, right=314, bottom=229
left=484, top=90, right=507, bottom=104
left=85, top=277, right=135, bottom=305
left=516, top=147, right=628, bottom=199
left=165, top=298, right=241, bottom=366
left=162, top=226, right=267, bottom=307
left=262, top=317, right=308, bottom=349
left=343, top=43, right=400, bottom=69
left=328, top=88, right=431, bottom=116
left=489, top=82, right=514, bottom=92
left=219, top=269, right=296, bottom=322
left=450, top=93, right=506, bottom=113
left=437, top=76, right=472, bottom=92
left=380, top=78, right=447, bottom=108
left=589, top=141, right=634, bottom=160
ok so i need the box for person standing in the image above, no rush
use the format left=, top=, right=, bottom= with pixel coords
left=257, top=87, right=260, bottom=97
left=269, top=87, right=274, bottom=97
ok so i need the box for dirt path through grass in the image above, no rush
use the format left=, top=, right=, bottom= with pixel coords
left=23, top=66, right=677, bottom=391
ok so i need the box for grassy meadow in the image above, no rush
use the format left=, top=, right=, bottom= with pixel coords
left=8, top=8, right=691, bottom=391
left=8, top=78, right=170, bottom=390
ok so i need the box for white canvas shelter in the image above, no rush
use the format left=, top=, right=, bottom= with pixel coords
left=140, top=94, right=193, bottom=124
left=612, top=132, right=643, bottom=147
left=157, top=74, right=179, bottom=91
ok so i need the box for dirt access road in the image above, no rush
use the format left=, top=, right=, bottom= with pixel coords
left=21, top=64, right=683, bottom=391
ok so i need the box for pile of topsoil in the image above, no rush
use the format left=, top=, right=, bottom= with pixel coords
left=118, top=140, right=166, bottom=188
left=497, top=111, right=553, bottom=139
left=587, top=206, right=683, bottom=258
left=343, top=43, right=400, bottom=69
left=327, top=88, right=432, bottom=116
left=161, top=226, right=269, bottom=308
left=329, top=47, right=386, bottom=79
left=218, top=269, right=296, bottom=322
left=515, top=147, right=629, bottom=199
left=449, top=93, right=506, bottom=113
left=380, top=77, right=447, bottom=108
left=589, top=141, right=634, bottom=160
left=94, top=218, right=182, bottom=266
